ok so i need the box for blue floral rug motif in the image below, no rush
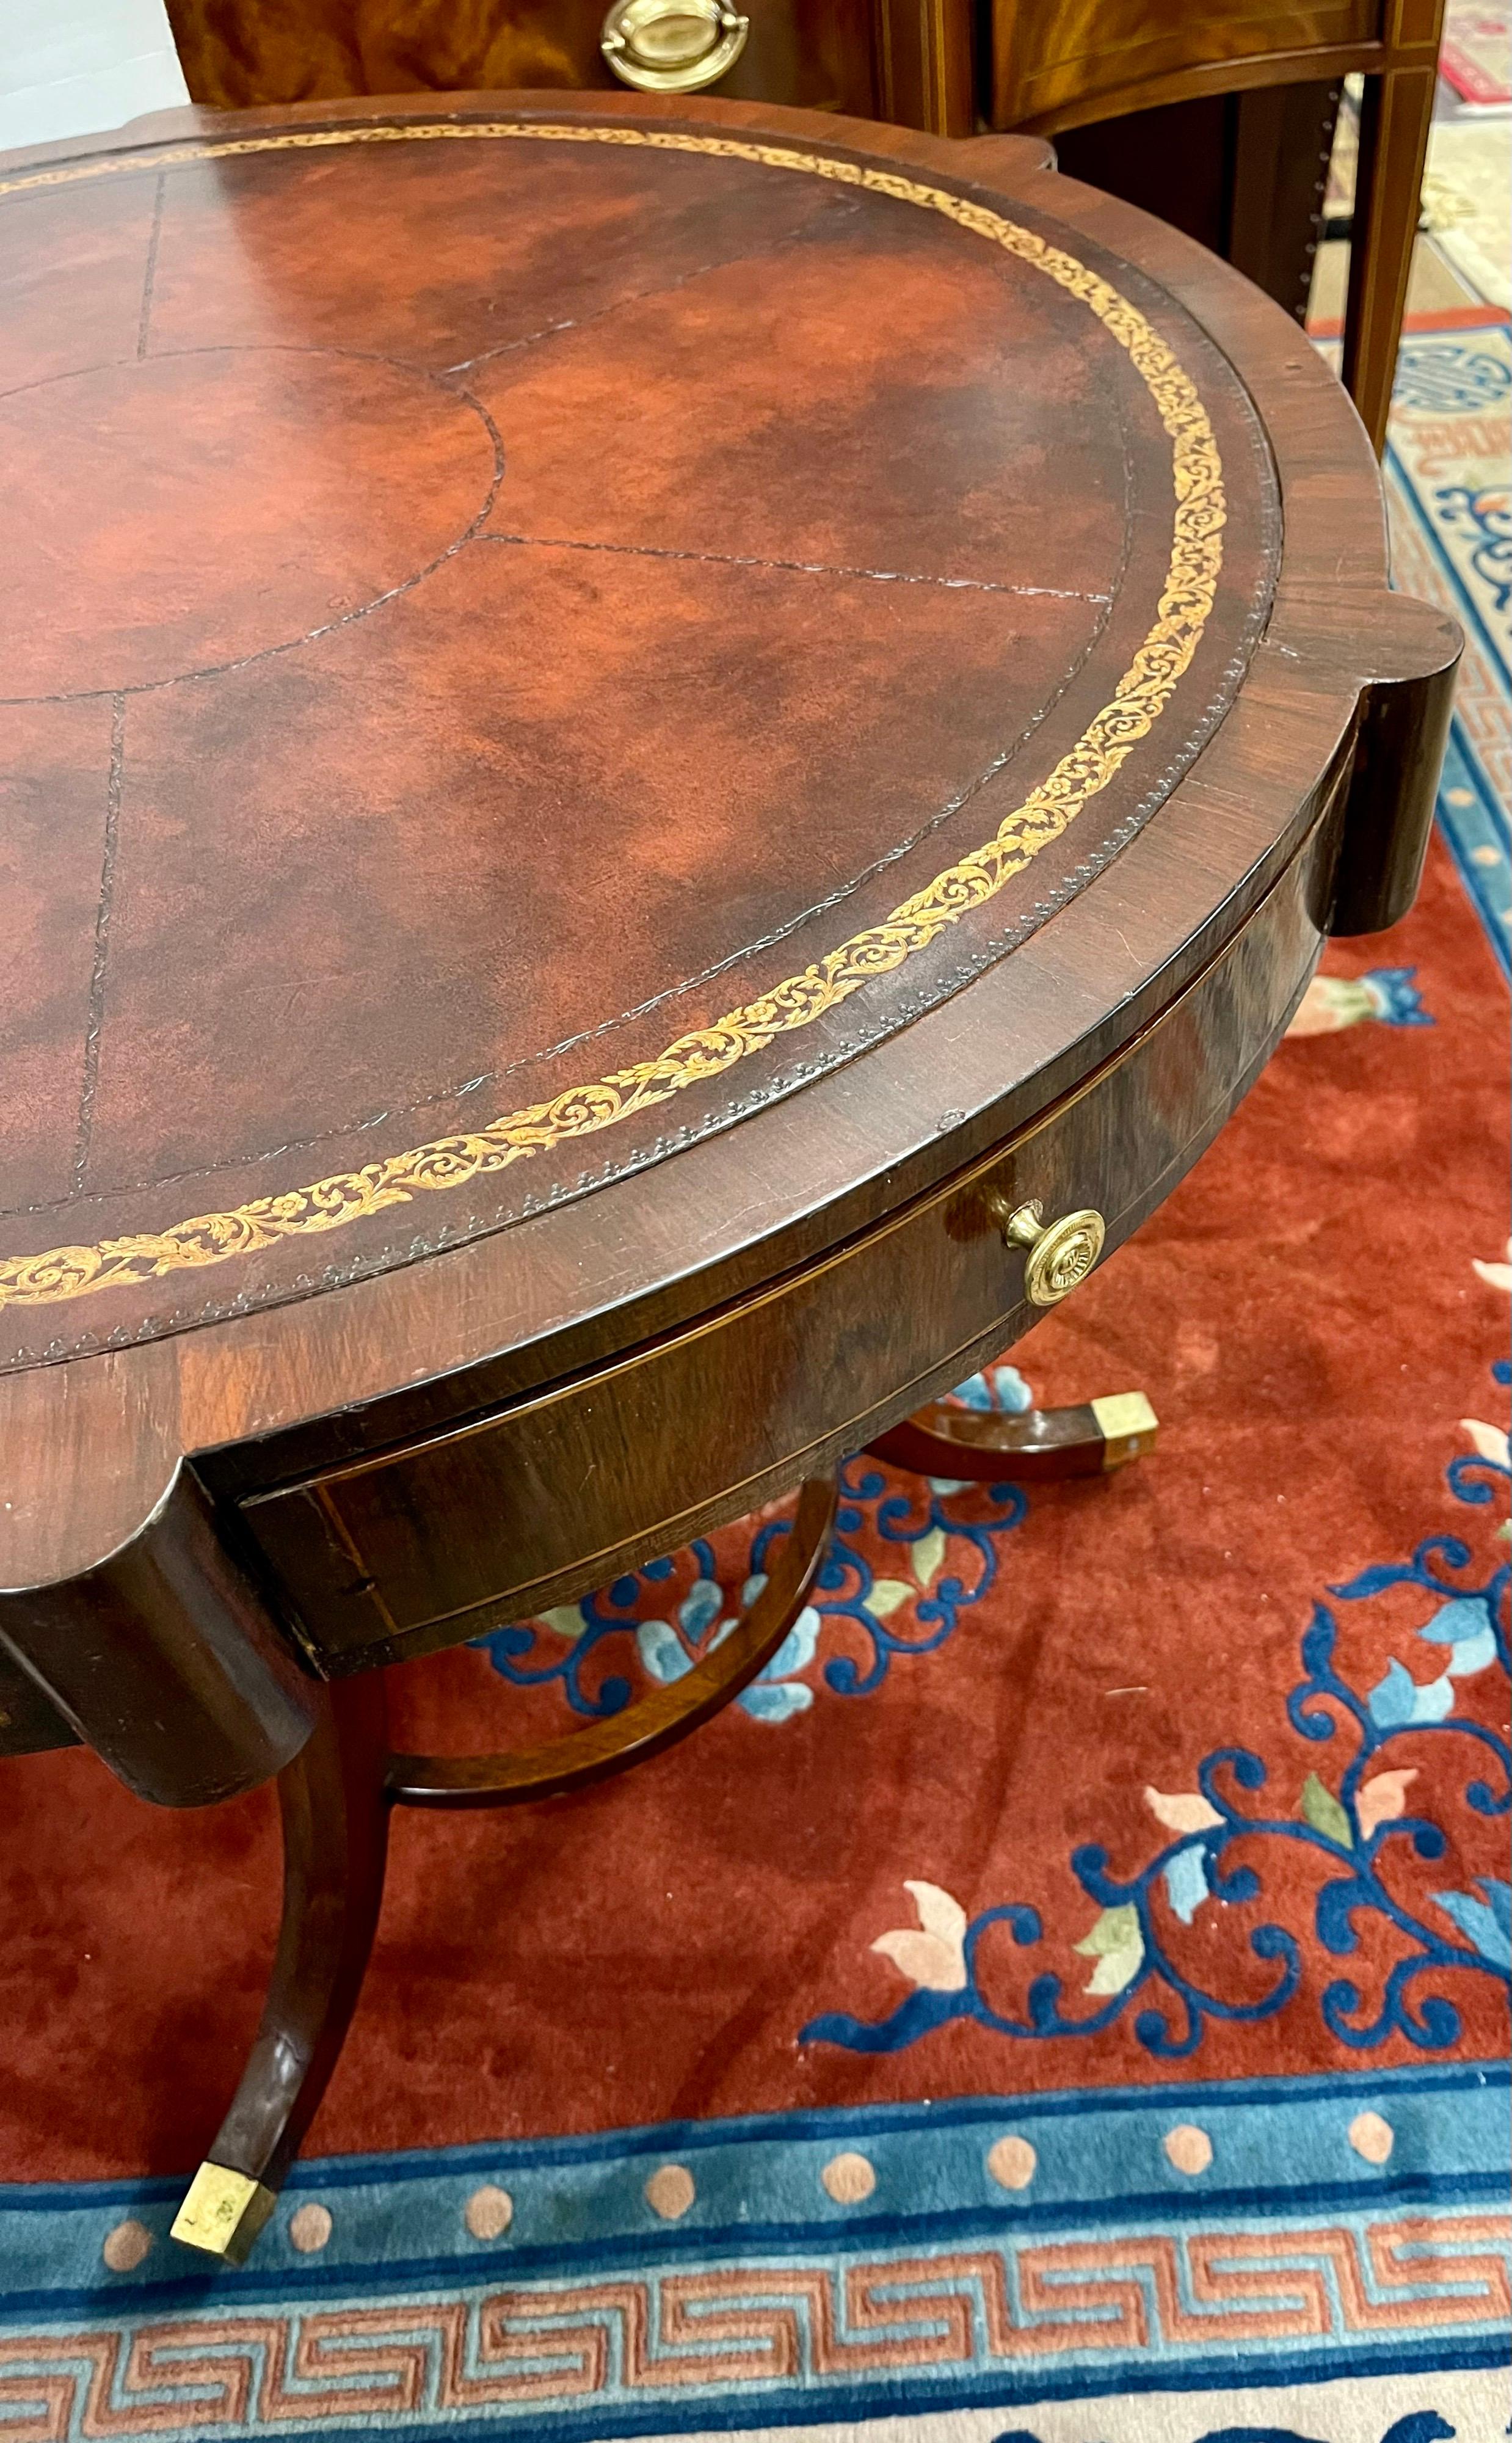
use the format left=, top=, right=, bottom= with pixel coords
left=801, top=1366, right=1510, bottom=2069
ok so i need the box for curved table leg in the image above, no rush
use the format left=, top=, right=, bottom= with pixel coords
left=867, top=1391, right=1157, bottom=1483
left=388, top=1474, right=837, bottom=1808
left=170, top=1673, right=389, bottom=2265
left=172, top=1476, right=836, bottom=2259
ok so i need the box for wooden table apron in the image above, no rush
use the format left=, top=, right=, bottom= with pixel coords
left=0, top=93, right=1458, bottom=1810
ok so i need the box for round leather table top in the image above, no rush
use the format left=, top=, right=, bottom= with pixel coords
left=0, top=104, right=1282, bottom=1368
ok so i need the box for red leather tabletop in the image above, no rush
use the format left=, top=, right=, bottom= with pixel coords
left=0, top=110, right=1279, bottom=1367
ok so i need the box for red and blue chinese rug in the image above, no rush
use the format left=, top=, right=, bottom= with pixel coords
left=0, top=324, right=1507, bottom=2443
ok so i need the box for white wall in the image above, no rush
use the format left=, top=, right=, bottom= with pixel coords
left=1, top=0, right=189, bottom=153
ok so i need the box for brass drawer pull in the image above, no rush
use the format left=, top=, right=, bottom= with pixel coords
left=601, top=0, right=750, bottom=90
left=994, top=1195, right=1107, bottom=1306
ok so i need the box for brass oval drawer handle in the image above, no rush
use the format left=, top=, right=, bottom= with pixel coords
left=995, top=1196, right=1107, bottom=1306
left=601, top=0, right=751, bottom=90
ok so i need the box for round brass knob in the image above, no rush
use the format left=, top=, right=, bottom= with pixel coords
left=998, top=1197, right=1106, bottom=1306
left=600, top=0, right=750, bottom=90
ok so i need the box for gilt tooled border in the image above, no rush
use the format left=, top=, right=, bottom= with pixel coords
left=0, top=123, right=1226, bottom=1313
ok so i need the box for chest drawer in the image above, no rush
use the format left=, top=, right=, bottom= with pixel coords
left=164, top=0, right=940, bottom=125
left=989, top=0, right=1379, bottom=128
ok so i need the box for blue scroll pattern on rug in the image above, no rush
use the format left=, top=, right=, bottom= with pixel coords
left=1436, top=481, right=1512, bottom=617
left=1390, top=337, right=1510, bottom=417
left=997, top=2417, right=1459, bottom=2443
left=1379, top=321, right=1512, bottom=974
left=802, top=1362, right=1511, bottom=2066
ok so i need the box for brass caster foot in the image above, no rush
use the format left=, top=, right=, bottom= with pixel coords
left=170, top=2161, right=277, bottom=2265
left=1089, top=1390, right=1159, bottom=1469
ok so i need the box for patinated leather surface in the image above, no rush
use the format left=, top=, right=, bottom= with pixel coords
left=0, top=116, right=1279, bottom=1366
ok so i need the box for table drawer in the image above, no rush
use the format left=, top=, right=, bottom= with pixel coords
left=244, top=838, right=1325, bottom=1674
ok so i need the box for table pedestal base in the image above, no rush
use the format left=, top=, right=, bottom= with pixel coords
left=171, top=1477, right=838, bottom=2263
left=172, top=1397, right=1154, bottom=2263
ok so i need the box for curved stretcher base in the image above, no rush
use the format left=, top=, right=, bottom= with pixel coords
left=172, top=1394, right=1156, bottom=2265
left=171, top=1477, right=837, bottom=2263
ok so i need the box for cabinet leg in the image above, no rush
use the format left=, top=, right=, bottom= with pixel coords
left=1342, top=65, right=1436, bottom=456
left=170, top=1675, right=390, bottom=2264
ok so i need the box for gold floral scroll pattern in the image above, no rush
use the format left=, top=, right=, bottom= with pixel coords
left=0, top=125, right=1226, bottom=1312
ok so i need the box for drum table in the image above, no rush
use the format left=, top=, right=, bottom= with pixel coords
left=0, top=90, right=1458, bottom=2263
